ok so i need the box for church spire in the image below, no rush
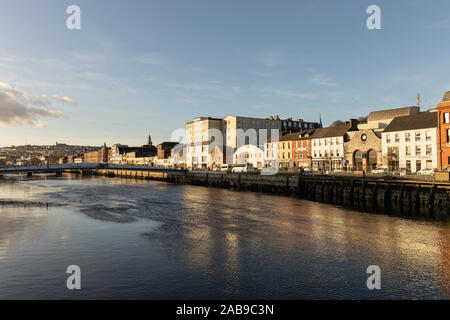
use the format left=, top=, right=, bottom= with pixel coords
left=147, top=134, right=152, bottom=146
left=318, top=113, right=323, bottom=128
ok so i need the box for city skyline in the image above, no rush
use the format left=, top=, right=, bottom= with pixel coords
left=1, top=0, right=450, bottom=147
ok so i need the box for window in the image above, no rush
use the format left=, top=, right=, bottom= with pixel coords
left=415, top=145, right=421, bottom=155
left=395, top=133, right=399, bottom=143
left=386, top=134, right=391, bottom=143
left=416, top=160, right=422, bottom=172
left=415, top=131, right=421, bottom=141
left=426, top=131, right=431, bottom=141
left=426, top=145, right=432, bottom=155
left=405, top=132, right=410, bottom=142
left=405, top=146, right=410, bottom=156
left=426, top=160, right=432, bottom=169
left=306, top=151, right=309, bottom=158
left=406, top=160, right=411, bottom=173
left=447, top=129, right=450, bottom=143
left=445, top=113, right=450, bottom=124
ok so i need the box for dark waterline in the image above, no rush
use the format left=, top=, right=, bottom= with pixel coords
left=0, top=175, right=449, bottom=299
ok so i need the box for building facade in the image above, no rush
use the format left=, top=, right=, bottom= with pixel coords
left=344, top=130, right=381, bottom=171
left=311, top=120, right=358, bottom=171
left=436, top=91, right=450, bottom=170
left=186, top=117, right=224, bottom=169
left=382, top=112, right=438, bottom=172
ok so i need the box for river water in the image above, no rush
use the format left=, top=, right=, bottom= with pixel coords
left=0, top=175, right=448, bottom=299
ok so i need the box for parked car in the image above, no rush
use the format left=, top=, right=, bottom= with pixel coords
left=417, top=168, right=436, bottom=176
left=393, top=168, right=407, bottom=176
left=371, top=168, right=387, bottom=174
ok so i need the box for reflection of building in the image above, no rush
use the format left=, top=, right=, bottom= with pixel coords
left=344, top=130, right=381, bottom=171
left=311, top=120, right=358, bottom=171
left=436, top=91, right=450, bottom=170
left=382, top=112, right=437, bottom=172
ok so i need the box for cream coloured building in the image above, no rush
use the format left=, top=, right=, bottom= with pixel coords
left=186, top=117, right=224, bottom=169
left=381, top=111, right=438, bottom=172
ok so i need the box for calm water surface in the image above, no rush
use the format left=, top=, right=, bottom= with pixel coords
left=0, top=175, right=449, bottom=299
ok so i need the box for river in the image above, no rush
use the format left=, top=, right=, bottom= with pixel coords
left=0, top=175, right=448, bottom=299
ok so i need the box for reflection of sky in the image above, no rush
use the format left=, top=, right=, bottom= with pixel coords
left=0, top=176, right=449, bottom=299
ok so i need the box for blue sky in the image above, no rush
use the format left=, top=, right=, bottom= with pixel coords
left=1, top=0, right=449, bottom=146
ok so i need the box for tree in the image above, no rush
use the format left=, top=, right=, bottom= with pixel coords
left=331, top=120, right=345, bottom=127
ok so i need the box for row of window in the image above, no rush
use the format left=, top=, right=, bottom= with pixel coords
left=313, top=138, right=340, bottom=146
left=385, top=131, right=432, bottom=143
left=313, top=151, right=341, bottom=158
left=281, top=141, right=309, bottom=149
left=404, top=145, right=433, bottom=156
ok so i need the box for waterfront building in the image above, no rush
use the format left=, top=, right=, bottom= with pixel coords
left=186, top=117, right=225, bottom=169
left=233, top=144, right=265, bottom=169
left=358, top=106, right=420, bottom=131
left=382, top=111, right=438, bottom=172
left=156, top=142, right=178, bottom=160
left=436, top=91, right=450, bottom=170
left=84, top=143, right=110, bottom=163
left=263, top=137, right=279, bottom=169
left=110, top=136, right=156, bottom=164
left=278, top=129, right=315, bottom=169
left=344, top=130, right=381, bottom=171
left=171, top=143, right=186, bottom=169
left=210, top=145, right=225, bottom=169
left=224, top=115, right=319, bottom=156
left=311, top=119, right=358, bottom=171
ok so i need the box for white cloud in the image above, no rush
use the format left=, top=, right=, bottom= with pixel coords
left=0, top=81, right=64, bottom=127
left=308, top=73, right=337, bottom=87
left=51, top=94, right=78, bottom=106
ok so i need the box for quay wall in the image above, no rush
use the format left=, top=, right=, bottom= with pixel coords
left=96, top=169, right=449, bottom=221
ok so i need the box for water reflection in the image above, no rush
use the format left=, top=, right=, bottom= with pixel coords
left=0, top=176, right=449, bottom=299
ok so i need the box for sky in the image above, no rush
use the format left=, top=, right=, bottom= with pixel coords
left=1, top=0, right=450, bottom=147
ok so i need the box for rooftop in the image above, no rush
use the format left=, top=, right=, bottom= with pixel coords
left=367, top=106, right=420, bottom=122
left=383, top=111, right=437, bottom=133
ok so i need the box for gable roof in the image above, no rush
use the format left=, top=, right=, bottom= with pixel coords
left=310, top=124, right=351, bottom=139
left=279, top=129, right=315, bottom=141
left=367, top=106, right=419, bottom=122
left=383, top=112, right=437, bottom=133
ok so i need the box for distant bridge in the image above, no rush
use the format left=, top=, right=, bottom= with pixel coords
left=0, top=163, right=184, bottom=175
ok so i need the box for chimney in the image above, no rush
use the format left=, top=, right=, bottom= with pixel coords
left=348, top=118, right=358, bottom=130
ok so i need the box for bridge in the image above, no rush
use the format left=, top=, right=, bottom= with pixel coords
left=0, top=163, right=184, bottom=175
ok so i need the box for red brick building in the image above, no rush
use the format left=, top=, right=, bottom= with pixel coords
left=437, top=91, right=450, bottom=170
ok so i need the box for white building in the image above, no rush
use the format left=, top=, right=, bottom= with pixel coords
left=311, top=120, right=357, bottom=171
left=233, top=145, right=265, bottom=168
left=381, top=111, right=438, bottom=172
left=186, top=117, right=224, bottom=169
